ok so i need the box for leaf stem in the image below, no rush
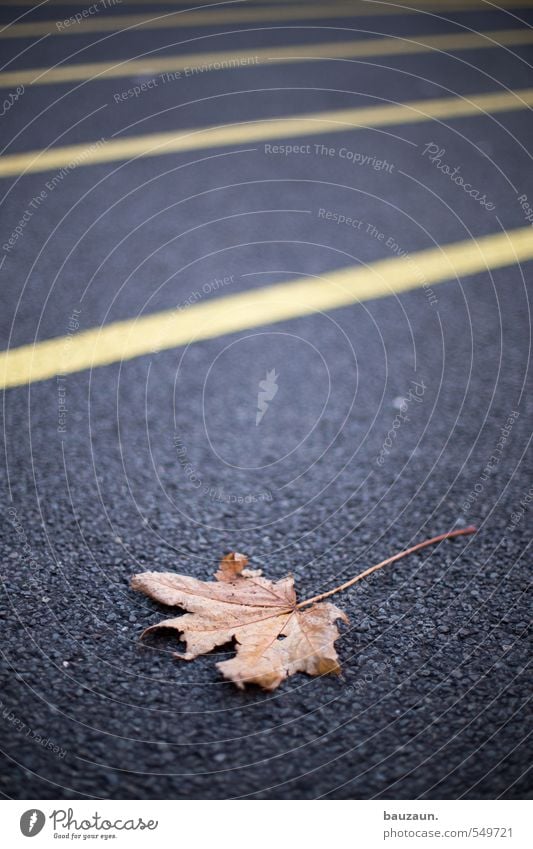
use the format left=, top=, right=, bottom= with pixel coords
left=296, top=526, right=477, bottom=609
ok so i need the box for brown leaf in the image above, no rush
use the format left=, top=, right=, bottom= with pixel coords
left=131, top=527, right=477, bottom=691
left=131, top=553, right=347, bottom=690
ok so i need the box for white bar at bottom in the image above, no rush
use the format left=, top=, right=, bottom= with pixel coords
left=3, top=799, right=530, bottom=848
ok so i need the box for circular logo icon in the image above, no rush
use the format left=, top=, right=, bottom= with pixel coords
left=20, top=810, right=45, bottom=837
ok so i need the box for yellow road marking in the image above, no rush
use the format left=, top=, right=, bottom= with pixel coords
left=3, top=0, right=533, bottom=38
left=1, top=86, right=532, bottom=178
left=3, top=27, right=533, bottom=88
left=2, top=227, right=532, bottom=390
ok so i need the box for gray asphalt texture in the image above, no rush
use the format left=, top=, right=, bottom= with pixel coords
left=0, top=0, right=532, bottom=800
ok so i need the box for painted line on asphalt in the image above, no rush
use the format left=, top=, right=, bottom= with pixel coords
left=2, top=0, right=533, bottom=38
left=1, top=86, right=532, bottom=178
left=1, top=226, right=532, bottom=389
left=3, top=27, right=533, bottom=88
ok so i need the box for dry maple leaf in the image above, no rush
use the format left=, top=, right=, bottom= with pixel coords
left=132, top=553, right=347, bottom=690
left=131, top=526, right=476, bottom=691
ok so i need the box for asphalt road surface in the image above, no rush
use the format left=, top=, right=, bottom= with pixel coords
left=0, top=0, right=532, bottom=800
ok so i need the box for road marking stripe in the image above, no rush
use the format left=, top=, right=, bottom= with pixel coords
left=2, top=227, right=532, bottom=390
left=3, top=0, right=533, bottom=38
left=3, top=27, right=533, bottom=89
left=1, top=87, right=532, bottom=178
